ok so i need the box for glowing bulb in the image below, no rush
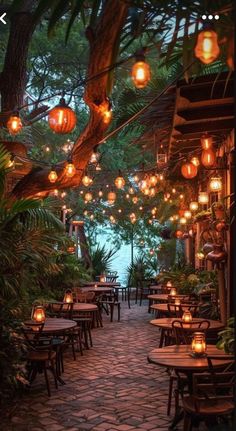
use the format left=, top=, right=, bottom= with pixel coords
left=65, top=161, right=76, bottom=178
left=48, top=169, right=58, bottom=183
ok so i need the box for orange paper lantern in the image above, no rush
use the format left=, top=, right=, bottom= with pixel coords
left=181, top=162, right=198, bottom=179
left=201, top=148, right=216, bottom=167
left=7, top=114, right=23, bottom=135
left=131, top=60, right=151, bottom=89
left=194, top=27, right=220, bottom=64
left=48, top=98, right=76, bottom=134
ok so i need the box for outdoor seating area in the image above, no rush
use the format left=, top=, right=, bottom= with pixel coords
left=0, top=1, right=235, bottom=431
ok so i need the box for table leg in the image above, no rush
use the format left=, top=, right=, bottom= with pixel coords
left=159, top=328, right=165, bottom=347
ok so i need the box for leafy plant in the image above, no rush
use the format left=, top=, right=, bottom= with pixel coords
left=126, top=255, right=154, bottom=286
left=90, top=244, right=117, bottom=277
left=216, top=317, right=234, bottom=354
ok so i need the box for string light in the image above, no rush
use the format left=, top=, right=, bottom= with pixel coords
left=65, top=160, right=76, bottom=178
left=84, top=191, right=93, bottom=202
left=107, top=191, right=116, bottom=204
left=191, top=156, right=200, bottom=167
left=131, top=53, right=151, bottom=88
left=48, top=167, right=58, bottom=183
left=7, top=113, right=22, bottom=135
left=190, top=201, right=199, bottom=212
left=201, top=133, right=213, bottom=149
left=198, top=191, right=209, bottom=205
left=115, top=172, right=125, bottom=189
left=82, top=172, right=93, bottom=187
left=184, top=210, right=192, bottom=219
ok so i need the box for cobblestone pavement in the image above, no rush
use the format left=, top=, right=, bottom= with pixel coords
left=3, top=301, right=174, bottom=431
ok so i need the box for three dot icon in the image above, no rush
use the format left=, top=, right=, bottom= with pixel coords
left=201, top=14, right=220, bottom=20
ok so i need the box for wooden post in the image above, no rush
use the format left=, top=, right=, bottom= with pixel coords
left=217, top=264, right=227, bottom=325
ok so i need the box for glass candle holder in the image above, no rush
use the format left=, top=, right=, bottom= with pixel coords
left=166, top=281, right=172, bottom=288
left=31, top=305, right=46, bottom=323
left=191, top=332, right=206, bottom=357
left=182, top=310, right=193, bottom=323
left=169, top=287, right=177, bottom=296
left=63, top=290, right=73, bottom=303
left=100, top=275, right=106, bottom=283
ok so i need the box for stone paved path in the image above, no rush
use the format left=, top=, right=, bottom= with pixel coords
left=3, top=301, right=173, bottom=431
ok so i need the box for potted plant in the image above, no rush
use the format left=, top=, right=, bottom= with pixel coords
left=216, top=317, right=234, bottom=354
left=211, top=202, right=226, bottom=220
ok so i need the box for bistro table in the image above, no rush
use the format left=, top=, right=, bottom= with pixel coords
left=150, top=303, right=199, bottom=317
left=24, top=317, right=77, bottom=334
left=82, top=281, right=120, bottom=288
left=148, top=344, right=233, bottom=429
left=147, top=293, right=168, bottom=313
left=150, top=317, right=224, bottom=347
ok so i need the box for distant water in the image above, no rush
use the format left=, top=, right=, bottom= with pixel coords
left=96, top=231, right=138, bottom=285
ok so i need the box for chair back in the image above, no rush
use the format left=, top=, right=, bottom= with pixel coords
left=72, top=287, right=83, bottom=302
left=167, top=303, right=183, bottom=318
left=172, top=319, right=210, bottom=344
left=192, top=369, right=235, bottom=413
left=76, top=291, right=95, bottom=303
left=106, top=271, right=118, bottom=282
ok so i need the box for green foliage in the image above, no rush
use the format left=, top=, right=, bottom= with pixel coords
left=216, top=317, right=235, bottom=354
left=90, top=244, right=118, bottom=277
left=126, top=254, right=154, bottom=286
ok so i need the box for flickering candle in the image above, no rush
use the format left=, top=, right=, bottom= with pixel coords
left=182, top=310, right=193, bottom=323
left=63, top=290, right=73, bottom=303
left=31, top=305, right=46, bottom=323
left=166, top=281, right=172, bottom=288
left=191, top=332, right=206, bottom=357
left=169, top=287, right=177, bottom=296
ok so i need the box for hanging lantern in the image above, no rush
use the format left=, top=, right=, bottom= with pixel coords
left=191, top=332, right=207, bottom=357
left=181, top=162, right=198, bottom=179
left=118, top=208, right=122, bottom=213
left=90, top=147, right=99, bottom=164
left=48, top=167, right=58, bottom=183
left=209, top=176, right=222, bottom=192
left=7, top=113, right=23, bottom=135
left=84, top=191, right=93, bottom=202
left=191, top=156, right=200, bottom=167
left=196, top=251, right=205, bottom=260
left=65, top=160, right=76, bottom=178
left=184, top=210, right=192, bottom=220
left=179, top=217, right=187, bottom=225
left=149, top=187, right=156, bottom=197
left=48, top=97, right=76, bottom=134
left=130, top=213, right=137, bottom=224
left=194, top=24, right=220, bottom=64
left=201, top=148, right=216, bottom=167
left=31, top=305, right=46, bottom=323
left=109, top=215, right=116, bottom=224
left=115, top=172, right=125, bottom=189
left=149, top=174, right=158, bottom=186
left=132, top=196, right=138, bottom=204
left=107, top=191, right=116, bottom=204
left=201, top=133, right=213, bottom=150
left=175, top=230, right=183, bottom=239
left=189, top=201, right=199, bottom=212
left=131, top=54, right=151, bottom=88
left=82, top=173, right=93, bottom=187
left=129, top=187, right=134, bottom=194
left=156, top=144, right=167, bottom=166
left=63, top=290, right=73, bottom=303
left=198, top=191, right=209, bottom=205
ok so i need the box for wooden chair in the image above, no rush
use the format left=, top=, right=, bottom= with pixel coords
left=182, top=358, right=235, bottom=431
left=166, top=320, right=210, bottom=415
left=22, top=324, right=58, bottom=396
left=96, top=293, right=121, bottom=322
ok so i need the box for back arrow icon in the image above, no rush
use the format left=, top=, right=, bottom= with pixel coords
left=0, top=13, right=6, bottom=24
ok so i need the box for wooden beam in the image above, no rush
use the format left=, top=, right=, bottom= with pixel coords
left=177, top=103, right=234, bottom=121
left=179, top=80, right=233, bottom=102
left=174, top=119, right=234, bottom=135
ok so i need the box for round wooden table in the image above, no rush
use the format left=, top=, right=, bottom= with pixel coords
left=150, top=303, right=199, bottom=316
left=148, top=294, right=168, bottom=302
left=81, top=286, right=114, bottom=294
left=82, top=281, right=120, bottom=288
left=47, top=301, right=98, bottom=312
left=24, top=318, right=77, bottom=334
left=148, top=344, right=232, bottom=428
left=148, top=344, right=232, bottom=370
left=150, top=317, right=224, bottom=347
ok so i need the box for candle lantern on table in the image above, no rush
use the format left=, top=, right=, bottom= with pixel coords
left=182, top=310, right=193, bottom=323
left=166, top=281, right=172, bottom=289
left=31, top=305, right=46, bottom=323
left=100, top=275, right=106, bottom=283
left=191, top=332, right=206, bottom=357
left=169, top=287, right=177, bottom=296
left=63, top=289, right=73, bottom=303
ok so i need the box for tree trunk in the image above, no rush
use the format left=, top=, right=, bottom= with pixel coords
left=9, top=0, right=128, bottom=199
left=78, top=224, right=92, bottom=270
left=0, top=1, right=37, bottom=116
